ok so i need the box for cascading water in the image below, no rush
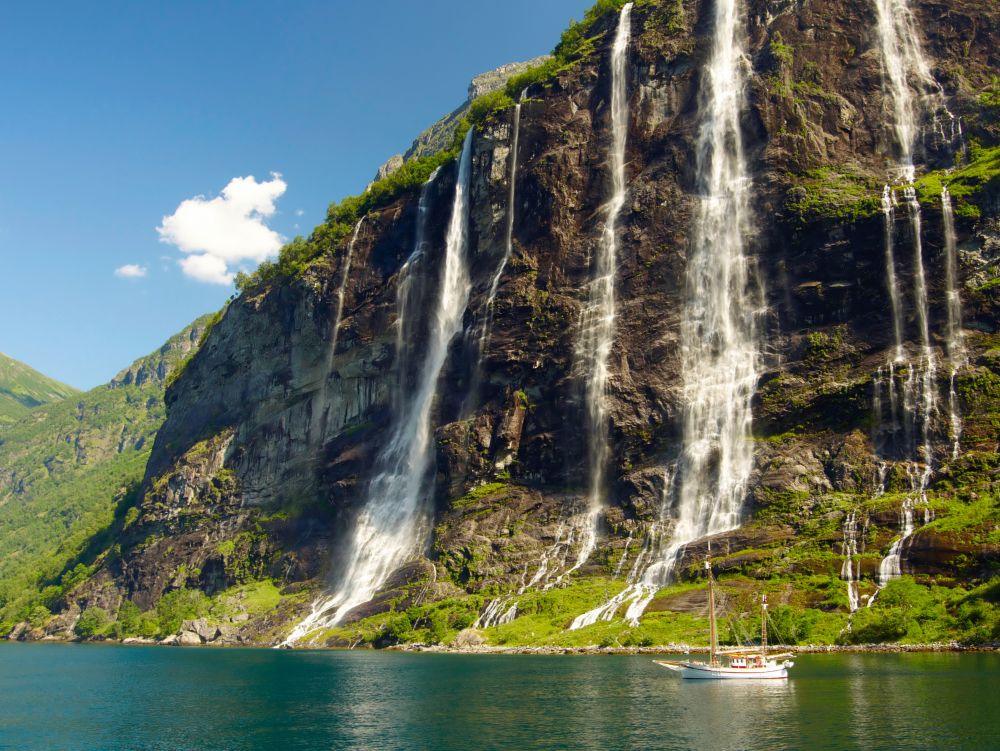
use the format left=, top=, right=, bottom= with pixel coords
left=942, top=187, right=965, bottom=458
left=869, top=0, right=949, bottom=593
left=327, top=218, right=365, bottom=366
left=282, top=131, right=475, bottom=645
left=573, top=0, right=760, bottom=628
left=877, top=499, right=916, bottom=586
left=841, top=511, right=861, bottom=613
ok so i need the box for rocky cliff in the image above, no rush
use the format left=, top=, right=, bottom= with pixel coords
left=29, top=0, right=1000, bottom=648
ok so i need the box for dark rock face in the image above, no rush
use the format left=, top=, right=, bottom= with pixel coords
left=71, top=0, right=1000, bottom=639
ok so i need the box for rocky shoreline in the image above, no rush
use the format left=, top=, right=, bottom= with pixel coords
left=390, top=642, right=1000, bottom=656
left=12, top=632, right=999, bottom=655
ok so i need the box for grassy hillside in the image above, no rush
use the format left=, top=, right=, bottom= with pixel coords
left=0, top=316, right=213, bottom=626
left=0, top=353, right=78, bottom=425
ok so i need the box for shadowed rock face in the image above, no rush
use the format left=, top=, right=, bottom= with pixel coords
left=66, top=0, right=1000, bottom=638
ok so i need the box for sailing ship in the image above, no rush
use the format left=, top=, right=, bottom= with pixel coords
left=654, top=559, right=795, bottom=680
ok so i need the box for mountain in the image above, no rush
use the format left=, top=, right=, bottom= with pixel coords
left=372, top=56, right=551, bottom=184
left=15, top=0, right=1000, bottom=649
left=0, top=316, right=213, bottom=629
left=0, top=353, right=78, bottom=425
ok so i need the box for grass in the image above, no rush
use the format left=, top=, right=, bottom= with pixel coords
left=784, top=166, right=882, bottom=224
left=913, top=144, right=1000, bottom=218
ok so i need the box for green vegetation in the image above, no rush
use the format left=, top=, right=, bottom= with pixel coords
left=769, top=32, right=794, bottom=68
left=785, top=167, right=883, bottom=224
left=913, top=144, right=1000, bottom=219
left=0, top=317, right=210, bottom=630
left=0, top=352, right=78, bottom=426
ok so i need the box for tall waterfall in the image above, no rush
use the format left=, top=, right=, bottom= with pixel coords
left=282, top=131, right=474, bottom=644
left=870, top=0, right=948, bottom=594
left=571, top=0, right=632, bottom=574
left=572, top=0, right=759, bottom=629
left=942, top=187, right=965, bottom=458
left=327, top=218, right=365, bottom=367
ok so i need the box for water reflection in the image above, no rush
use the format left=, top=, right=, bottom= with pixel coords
left=2, top=646, right=1000, bottom=751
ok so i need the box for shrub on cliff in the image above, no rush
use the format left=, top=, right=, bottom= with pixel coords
left=75, top=607, right=113, bottom=639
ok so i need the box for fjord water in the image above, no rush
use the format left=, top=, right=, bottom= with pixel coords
left=3, top=645, right=1000, bottom=751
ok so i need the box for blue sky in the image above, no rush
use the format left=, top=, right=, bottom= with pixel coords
left=0, top=0, right=589, bottom=389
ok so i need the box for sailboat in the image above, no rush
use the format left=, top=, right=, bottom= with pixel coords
left=654, top=559, right=795, bottom=680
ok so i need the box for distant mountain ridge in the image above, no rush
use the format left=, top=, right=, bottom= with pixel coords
left=0, top=353, right=78, bottom=425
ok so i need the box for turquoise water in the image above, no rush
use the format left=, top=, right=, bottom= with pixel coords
left=1, top=644, right=997, bottom=750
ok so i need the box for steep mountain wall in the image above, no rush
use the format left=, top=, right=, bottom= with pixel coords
left=35, top=0, right=1000, bottom=647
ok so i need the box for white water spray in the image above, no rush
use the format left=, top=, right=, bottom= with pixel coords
left=841, top=511, right=861, bottom=613
left=877, top=499, right=915, bottom=586
left=282, top=132, right=475, bottom=644
left=882, top=186, right=905, bottom=361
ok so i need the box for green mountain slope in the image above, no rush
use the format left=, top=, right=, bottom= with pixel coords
left=0, top=353, right=78, bottom=425
left=0, top=316, right=213, bottom=623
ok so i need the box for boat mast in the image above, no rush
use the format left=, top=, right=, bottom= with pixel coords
left=706, top=558, right=718, bottom=667
left=761, top=593, right=768, bottom=659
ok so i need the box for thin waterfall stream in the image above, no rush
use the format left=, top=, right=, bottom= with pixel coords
left=331, top=219, right=364, bottom=361
left=282, top=131, right=475, bottom=644
left=942, top=187, right=965, bottom=458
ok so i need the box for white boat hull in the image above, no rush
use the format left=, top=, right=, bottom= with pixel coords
left=656, top=660, right=793, bottom=680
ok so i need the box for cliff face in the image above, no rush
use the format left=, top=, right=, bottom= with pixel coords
left=48, top=0, right=1000, bottom=646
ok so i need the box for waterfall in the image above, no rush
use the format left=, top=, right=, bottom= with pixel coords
left=872, top=0, right=942, bottom=179
left=841, top=511, right=861, bottom=613
left=868, top=0, right=952, bottom=594
left=327, top=218, right=365, bottom=367
left=282, top=131, right=474, bottom=644
left=572, top=0, right=760, bottom=629
left=395, top=170, right=441, bottom=410
left=881, top=187, right=905, bottom=361
left=467, top=94, right=523, bottom=415
left=667, top=0, right=759, bottom=575
left=876, top=499, right=916, bottom=587
left=942, top=187, right=965, bottom=458
left=483, top=96, right=524, bottom=318
left=565, top=0, right=632, bottom=579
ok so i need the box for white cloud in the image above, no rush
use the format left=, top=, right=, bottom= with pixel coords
left=115, top=264, right=147, bottom=278
left=295, top=208, right=305, bottom=216
left=179, top=253, right=232, bottom=285
left=157, top=173, right=287, bottom=285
